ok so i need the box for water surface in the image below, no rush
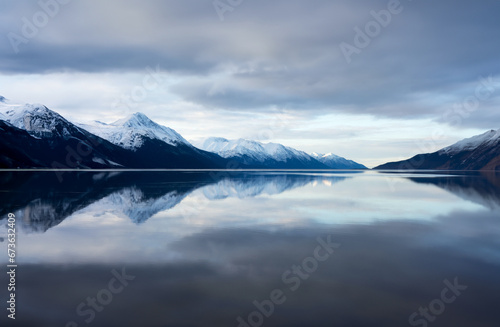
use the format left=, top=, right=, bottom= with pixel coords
left=0, top=170, right=499, bottom=327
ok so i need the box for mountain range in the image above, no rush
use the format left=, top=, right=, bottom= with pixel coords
left=195, top=138, right=367, bottom=169
left=0, top=96, right=366, bottom=170
left=1, top=96, right=498, bottom=171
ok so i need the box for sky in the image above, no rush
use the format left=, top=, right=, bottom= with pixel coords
left=1, top=0, right=499, bottom=168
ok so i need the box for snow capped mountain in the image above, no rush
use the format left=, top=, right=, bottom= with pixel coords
left=440, top=129, right=500, bottom=155
left=197, top=137, right=367, bottom=169
left=197, top=137, right=325, bottom=168
left=263, top=142, right=311, bottom=162
left=78, top=112, right=190, bottom=150
left=200, top=137, right=267, bottom=159
left=311, top=152, right=340, bottom=159
left=311, top=152, right=367, bottom=169
left=0, top=98, right=86, bottom=139
left=75, top=112, right=225, bottom=168
left=0, top=98, right=189, bottom=151
left=0, top=98, right=131, bottom=169
left=376, top=129, right=500, bottom=171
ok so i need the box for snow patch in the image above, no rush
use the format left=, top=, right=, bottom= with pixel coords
left=92, top=157, right=106, bottom=165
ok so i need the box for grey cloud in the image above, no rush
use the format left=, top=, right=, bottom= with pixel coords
left=1, top=0, right=499, bottom=128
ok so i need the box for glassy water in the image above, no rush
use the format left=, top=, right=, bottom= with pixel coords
left=0, top=170, right=499, bottom=327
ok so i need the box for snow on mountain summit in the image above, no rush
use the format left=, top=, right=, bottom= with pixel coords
left=78, top=112, right=190, bottom=150
left=113, top=112, right=158, bottom=129
left=0, top=99, right=82, bottom=138
left=311, top=152, right=367, bottom=169
left=311, top=152, right=342, bottom=160
left=198, top=137, right=313, bottom=163
left=440, top=129, right=500, bottom=155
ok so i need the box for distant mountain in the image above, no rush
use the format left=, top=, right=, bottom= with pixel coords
left=375, top=129, right=500, bottom=171
left=0, top=97, right=225, bottom=170
left=197, top=137, right=366, bottom=169
left=197, top=137, right=327, bottom=169
left=311, top=152, right=367, bottom=169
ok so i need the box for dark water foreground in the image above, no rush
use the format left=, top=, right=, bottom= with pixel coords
left=0, top=170, right=499, bottom=327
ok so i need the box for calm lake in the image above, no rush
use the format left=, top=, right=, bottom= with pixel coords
left=1, top=170, right=499, bottom=327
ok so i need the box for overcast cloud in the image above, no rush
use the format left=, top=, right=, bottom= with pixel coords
left=1, top=0, right=499, bottom=167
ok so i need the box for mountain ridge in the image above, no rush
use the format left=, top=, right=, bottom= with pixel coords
left=311, top=152, right=367, bottom=169
left=375, top=129, right=500, bottom=171
left=196, top=137, right=366, bottom=169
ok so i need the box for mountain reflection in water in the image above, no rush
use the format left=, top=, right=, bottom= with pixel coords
left=0, top=170, right=498, bottom=327
left=0, top=171, right=351, bottom=230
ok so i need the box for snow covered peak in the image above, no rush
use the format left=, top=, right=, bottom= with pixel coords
left=113, top=112, right=156, bottom=128
left=200, top=137, right=229, bottom=148
left=263, top=142, right=286, bottom=155
left=312, top=152, right=342, bottom=160
left=441, top=129, right=500, bottom=155
left=200, top=137, right=265, bottom=156
left=0, top=99, right=75, bottom=138
left=198, top=137, right=261, bottom=160
left=311, top=151, right=367, bottom=169
left=0, top=96, right=6, bottom=103
left=79, top=112, right=190, bottom=150
left=197, top=137, right=313, bottom=163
